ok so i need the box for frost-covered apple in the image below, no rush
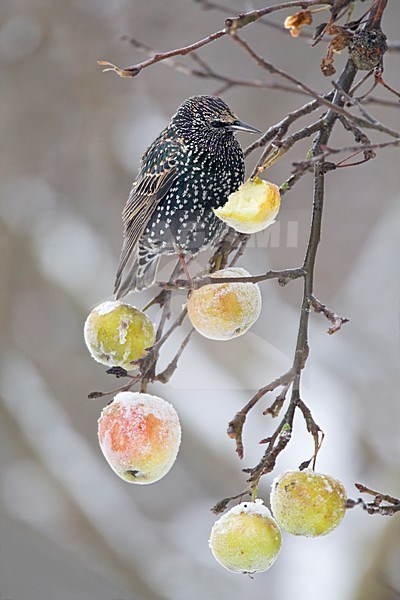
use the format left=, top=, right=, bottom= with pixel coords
left=98, top=391, right=181, bottom=484
left=187, top=267, right=261, bottom=341
left=270, top=469, right=346, bottom=537
left=213, top=178, right=281, bottom=234
left=209, top=500, right=282, bottom=574
left=84, top=300, right=155, bottom=370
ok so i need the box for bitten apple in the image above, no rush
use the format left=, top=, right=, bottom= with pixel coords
left=213, top=178, right=281, bottom=234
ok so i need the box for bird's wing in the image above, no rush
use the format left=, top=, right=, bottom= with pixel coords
left=114, top=135, right=183, bottom=294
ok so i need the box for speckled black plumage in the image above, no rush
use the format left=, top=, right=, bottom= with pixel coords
left=114, top=95, right=259, bottom=297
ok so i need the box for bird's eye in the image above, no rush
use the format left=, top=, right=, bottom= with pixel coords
left=211, top=120, right=225, bottom=128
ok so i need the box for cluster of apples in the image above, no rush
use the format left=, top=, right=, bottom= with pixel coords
left=84, top=179, right=347, bottom=573
left=83, top=256, right=265, bottom=481
left=84, top=301, right=181, bottom=483
left=84, top=314, right=347, bottom=575
left=83, top=179, right=281, bottom=483
left=84, top=256, right=266, bottom=482
left=210, top=469, right=347, bottom=574
left=83, top=261, right=264, bottom=485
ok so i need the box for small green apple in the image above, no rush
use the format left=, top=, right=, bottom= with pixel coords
left=84, top=300, right=155, bottom=370
left=209, top=500, right=282, bottom=573
left=270, top=469, right=346, bottom=537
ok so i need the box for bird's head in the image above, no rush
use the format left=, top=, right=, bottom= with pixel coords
left=171, top=95, right=260, bottom=146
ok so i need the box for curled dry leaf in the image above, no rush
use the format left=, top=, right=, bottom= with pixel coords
left=330, top=31, right=352, bottom=53
left=321, top=56, right=336, bottom=76
left=320, top=25, right=352, bottom=77
left=284, top=10, right=313, bottom=38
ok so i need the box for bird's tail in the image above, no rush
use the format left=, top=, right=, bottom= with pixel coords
left=114, top=247, right=160, bottom=298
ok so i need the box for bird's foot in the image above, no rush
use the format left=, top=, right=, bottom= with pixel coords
left=177, top=251, right=192, bottom=283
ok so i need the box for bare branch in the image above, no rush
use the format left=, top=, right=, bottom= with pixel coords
left=98, top=28, right=226, bottom=77
left=98, top=0, right=328, bottom=78
left=194, top=0, right=317, bottom=40
left=157, top=267, right=305, bottom=291
left=347, top=484, right=400, bottom=516
left=224, top=0, right=330, bottom=33
left=120, top=35, right=302, bottom=95
left=245, top=95, right=333, bottom=158
left=223, top=58, right=359, bottom=481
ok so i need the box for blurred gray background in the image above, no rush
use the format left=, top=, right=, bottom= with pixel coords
left=1, top=1, right=400, bottom=599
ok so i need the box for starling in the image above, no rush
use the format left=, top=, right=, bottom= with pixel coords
left=114, top=95, right=260, bottom=297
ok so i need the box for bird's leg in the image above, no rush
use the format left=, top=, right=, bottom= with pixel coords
left=177, top=251, right=192, bottom=282
left=171, top=242, right=192, bottom=283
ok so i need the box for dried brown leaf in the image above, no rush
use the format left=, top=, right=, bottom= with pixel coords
left=284, top=10, right=313, bottom=38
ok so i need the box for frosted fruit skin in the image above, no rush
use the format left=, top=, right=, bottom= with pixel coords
left=187, top=267, right=262, bottom=341
left=209, top=500, right=282, bottom=574
left=213, top=178, right=281, bottom=234
left=98, top=391, right=181, bottom=484
left=84, top=300, right=155, bottom=370
left=270, top=469, right=347, bottom=537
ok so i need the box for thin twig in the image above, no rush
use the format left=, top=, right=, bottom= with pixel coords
left=231, top=31, right=358, bottom=120
left=346, top=484, right=400, bottom=516
left=233, top=31, right=399, bottom=140
left=252, top=117, right=325, bottom=176
left=263, top=382, right=292, bottom=418
left=98, top=0, right=328, bottom=78
left=338, top=114, right=376, bottom=162
left=245, top=95, right=333, bottom=158
left=292, top=137, right=400, bottom=169
left=155, top=328, right=195, bottom=383
left=297, top=398, right=324, bottom=469
left=211, top=489, right=252, bottom=515
left=245, top=403, right=296, bottom=486
left=87, top=374, right=142, bottom=400
left=332, top=81, right=400, bottom=138
left=310, top=295, right=349, bottom=334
